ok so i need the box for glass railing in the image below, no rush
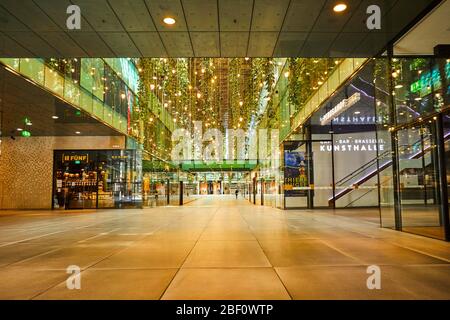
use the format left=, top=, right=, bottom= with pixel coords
left=0, top=58, right=128, bottom=134
left=331, top=132, right=450, bottom=205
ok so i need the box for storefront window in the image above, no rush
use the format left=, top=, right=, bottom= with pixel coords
left=53, top=150, right=142, bottom=210
left=393, top=58, right=450, bottom=125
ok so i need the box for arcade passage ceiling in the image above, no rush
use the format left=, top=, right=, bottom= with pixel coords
left=0, top=0, right=441, bottom=58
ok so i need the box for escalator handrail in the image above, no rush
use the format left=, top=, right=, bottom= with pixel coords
left=334, top=134, right=432, bottom=187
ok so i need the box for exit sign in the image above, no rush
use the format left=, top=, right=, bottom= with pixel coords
left=21, top=130, right=31, bottom=137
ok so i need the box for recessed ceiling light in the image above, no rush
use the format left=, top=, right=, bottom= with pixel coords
left=16, top=128, right=23, bottom=131
left=75, top=131, right=81, bottom=134
left=354, top=111, right=360, bottom=115
left=163, top=17, right=176, bottom=25
left=333, top=3, right=347, bottom=12
left=52, top=115, right=59, bottom=119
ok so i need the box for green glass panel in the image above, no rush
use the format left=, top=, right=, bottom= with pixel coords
left=93, top=99, right=104, bottom=119
left=104, top=105, right=113, bottom=125
left=79, top=90, right=93, bottom=113
left=64, top=78, right=80, bottom=105
left=80, top=59, right=94, bottom=95
left=0, top=58, right=20, bottom=70
left=44, top=66, right=64, bottom=96
left=20, top=58, right=44, bottom=84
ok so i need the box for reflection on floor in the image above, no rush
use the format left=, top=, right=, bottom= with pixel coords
left=0, top=195, right=449, bottom=300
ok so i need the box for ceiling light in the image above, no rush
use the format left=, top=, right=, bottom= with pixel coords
left=52, top=115, right=59, bottom=119
left=333, top=3, right=347, bottom=12
left=163, top=17, right=176, bottom=25
left=395, top=84, right=403, bottom=89
left=16, top=128, right=23, bottom=131
left=354, top=111, right=360, bottom=115
left=75, top=131, right=81, bottom=134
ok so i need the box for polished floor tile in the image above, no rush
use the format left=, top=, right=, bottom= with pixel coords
left=183, top=240, right=271, bottom=268
left=259, top=239, right=359, bottom=267
left=275, top=266, right=417, bottom=300
left=320, top=238, right=447, bottom=265
left=94, top=241, right=196, bottom=269
left=35, top=269, right=177, bottom=300
left=162, top=268, right=291, bottom=300
left=0, top=267, right=67, bottom=299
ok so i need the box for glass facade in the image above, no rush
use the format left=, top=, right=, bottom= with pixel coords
left=374, top=57, right=450, bottom=240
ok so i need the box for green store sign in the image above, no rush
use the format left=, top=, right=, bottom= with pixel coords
left=410, top=61, right=450, bottom=97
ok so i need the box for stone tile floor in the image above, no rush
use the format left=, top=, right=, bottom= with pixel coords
left=0, top=195, right=448, bottom=300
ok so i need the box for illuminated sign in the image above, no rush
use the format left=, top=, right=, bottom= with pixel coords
left=21, top=130, right=31, bottom=137
left=62, top=153, right=89, bottom=163
left=320, top=92, right=361, bottom=125
left=111, top=155, right=129, bottom=160
left=319, top=138, right=385, bottom=152
left=332, top=116, right=382, bottom=125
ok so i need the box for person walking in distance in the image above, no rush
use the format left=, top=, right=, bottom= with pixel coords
left=235, top=189, right=239, bottom=199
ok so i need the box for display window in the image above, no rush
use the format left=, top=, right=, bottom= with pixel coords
left=52, top=150, right=142, bottom=210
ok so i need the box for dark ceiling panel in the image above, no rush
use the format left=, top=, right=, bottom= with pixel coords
left=312, top=0, right=363, bottom=33
left=220, top=32, right=249, bottom=57
left=146, top=0, right=188, bottom=32
left=252, top=0, right=290, bottom=31
left=40, top=32, right=87, bottom=57
left=191, top=32, right=220, bottom=57
left=100, top=32, right=141, bottom=57
left=130, top=32, right=167, bottom=57
left=72, top=0, right=124, bottom=32
left=351, top=32, right=395, bottom=57
left=219, top=0, right=253, bottom=32
left=0, top=34, right=33, bottom=57
left=183, top=0, right=218, bottom=31
left=109, top=0, right=156, bottom=32
left=69, top=32, right=115, bottom=57
left=282, top=0, right=326, bottom=32
left=248, top=32, right=279, bottom=56
left=0, top=0, right=59, bottom=32
left=273, top=32, right=308, bottom=57
left=300, top=32, right=337, bottom=57
left=328, top=33, right=368, bottom=57
left=160, top=32, right=193, bottom=57
left=7, top=32, right=60, bottom=57
left=0, top=6, right=28, bottom=32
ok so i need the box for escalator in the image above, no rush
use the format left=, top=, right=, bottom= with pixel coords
left=328, top=132, right=450, bottom=207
